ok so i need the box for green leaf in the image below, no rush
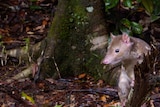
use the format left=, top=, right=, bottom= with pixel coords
left=54, top=104, right=62, bottom=107
left=123, top=0, right=132, bottom=8
left=153, top=0, right=160, bottom=15
left=21, top=92, right=35, bottom=104
left=104, top=0, right=119, bottom=11
left=120, top=18, right=131, bottom=29
left=151, top=14, right=160, bottom=22
left=24, top=38, right=30, bottom=52
left=131, top=22, right=143, bottom=34
left=142, top=0, right=153, bottom=14
left=120, top=26, right=132, bottom=35
left=30, top=5, right=42, bottom=10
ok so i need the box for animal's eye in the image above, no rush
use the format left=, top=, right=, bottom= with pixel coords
left=115, top=49, right=119, bottom=53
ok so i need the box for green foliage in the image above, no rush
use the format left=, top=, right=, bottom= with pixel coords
left=151, top=15, right=160, bottom=22
left=0, top=35, right=3, bottom=46
left=120, top=18, right=131, bottom=29
left=29, top=5, right=42, bottom=10
left=104, top=0, right=119, bottom=11
left=151, top=0, right=160, bottom=22
left=120, top=18, right=142, bottom=35
left=130, top=21, right=143, bottom=34
left=29, top=0, right=42, bottom=10
left=123, top=0, right=132, bottom=8
left=141, top=0, right=160, bottom=22
left=21, top=92, right=35, bottom=104
left=142, top=0, right=153, bottom=15
left=54, top=104, right=62, bottom=107
left=24, top=38, right=30, bottom=53
left=153, top=0, right=160, bottom=15
left=104, top=0, right=160, bottom=35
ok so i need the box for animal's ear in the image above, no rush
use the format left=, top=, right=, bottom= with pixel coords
left=122, top=32, right=134, bottom=46
left=122, top=32, right=130, bottom=43
left=110, top=33, right=116, bottom=39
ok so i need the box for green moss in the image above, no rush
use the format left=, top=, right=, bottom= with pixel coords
left=72, top=6, right=88, bottom=26
left=47, top=1, right=84, bottom=77
left=49, top=0, right=88, bottom=40
left=47, top=0, right=104, bottom=79
left=68, top=0, right=88, bottom=29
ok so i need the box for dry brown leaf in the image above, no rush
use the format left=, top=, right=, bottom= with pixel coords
left=78, top=73, right=86, bottom=79
left=100, top=95, right=107, bottom=102
left=42, top=20, right=48, bottom=26
left=103, top=101, right=121, bottom=107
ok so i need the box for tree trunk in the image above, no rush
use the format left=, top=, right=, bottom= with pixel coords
left=6, top=0, right=113, bottom=82
left=40, top=0, right=108, bottom=78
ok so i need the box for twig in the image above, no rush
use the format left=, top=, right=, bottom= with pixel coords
left=52, top=55, right=61, bottom=79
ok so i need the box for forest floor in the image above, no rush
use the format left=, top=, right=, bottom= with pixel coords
left=0, top=0, right=159, bottom=107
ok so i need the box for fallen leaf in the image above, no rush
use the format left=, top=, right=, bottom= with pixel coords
left=21, top=92, right=35, bottom=104
left=100, top=95, right=107, bottom=102
left=78, top=73, right=86, bottom=79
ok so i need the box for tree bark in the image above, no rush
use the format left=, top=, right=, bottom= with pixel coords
left=6, top=0, right=110, bottom=81
left=47, top=0, right=108, bottom=78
